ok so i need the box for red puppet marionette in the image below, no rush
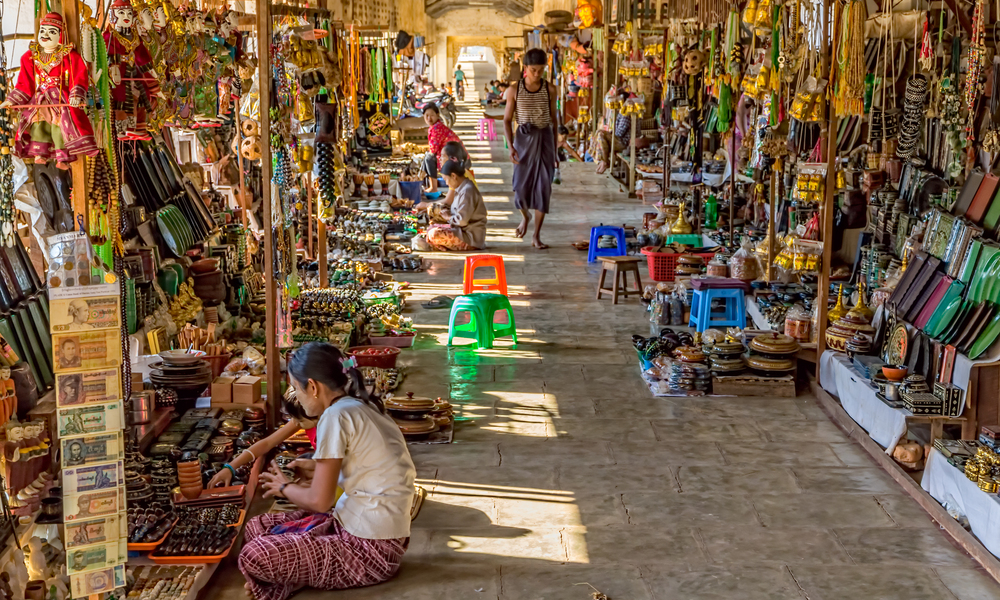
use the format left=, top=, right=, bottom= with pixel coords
left=0, top=13, right=99, bottom=168
left=104, top=0, right=161, bottom=140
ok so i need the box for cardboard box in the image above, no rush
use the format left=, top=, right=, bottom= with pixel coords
left=212, top=376, right=237, bottom=403
left=233, top=376, right=262, bottom=405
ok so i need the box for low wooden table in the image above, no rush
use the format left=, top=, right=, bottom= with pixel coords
left=596, top=256, right=644, bottom=304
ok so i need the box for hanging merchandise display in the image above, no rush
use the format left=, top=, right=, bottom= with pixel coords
left=2, top=13, right=100, bottom=168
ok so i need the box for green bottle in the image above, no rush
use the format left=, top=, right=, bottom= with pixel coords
left=705, top=194, right=718, bottom=229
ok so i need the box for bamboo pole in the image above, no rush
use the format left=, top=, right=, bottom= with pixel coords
left=62, top=0, right=88, bottom=231
left=258, top=0, right=279, bottom=426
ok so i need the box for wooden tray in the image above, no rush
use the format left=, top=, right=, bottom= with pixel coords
left=128, top=518, right=178, bottom=552
left=148, top=531, right=239, bottom=565
left=711, top=373, right=796, bottom=398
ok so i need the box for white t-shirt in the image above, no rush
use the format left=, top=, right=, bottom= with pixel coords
left=313, top=397, right=416, bottom=539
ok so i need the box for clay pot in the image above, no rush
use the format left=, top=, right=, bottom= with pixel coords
left=180, top=484, right=203, bottom=500
left=25, top=581, right=45, bottom=600
left=190, top=258, right=220, bottom=274
left=192, top=270, right=226, bottom=303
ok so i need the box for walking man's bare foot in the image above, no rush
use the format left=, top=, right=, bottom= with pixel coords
left=532, top=236, right=549, bottom=249
left=515, top=210, right=531, bottom=238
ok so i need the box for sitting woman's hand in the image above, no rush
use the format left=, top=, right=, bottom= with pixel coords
left=260, top=464, right=291, bottom=498
left=288, top=458, right=316, bottom=485
left=208, top=467, right=233, bottom=488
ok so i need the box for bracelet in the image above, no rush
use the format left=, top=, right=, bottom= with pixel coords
left=222, top=463, right=237, bottom=478
left=279, top=482, right=290, bottom=497
left=244, top=449, right=257, bottom=463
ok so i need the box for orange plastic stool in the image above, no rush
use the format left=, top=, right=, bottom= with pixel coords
left=463, top=254, right=508, bottom=296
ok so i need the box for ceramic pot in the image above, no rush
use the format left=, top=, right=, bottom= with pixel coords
left=192, top=270, right=226, bottom=303
left=180, top=484, right=203, bottom=500
left=190, top=258, right=220, bottom=274
left=25, top=581, right=45, bottom=600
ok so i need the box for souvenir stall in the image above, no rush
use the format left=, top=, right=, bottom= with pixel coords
left=0, top=0, right=303, bottom=596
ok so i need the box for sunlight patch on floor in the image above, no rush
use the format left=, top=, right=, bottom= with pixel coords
left=473, top=179, right=505, bottom=184
left=414, top=252, right=526, bottom=262
left=420, top=479, right=574, bottom=499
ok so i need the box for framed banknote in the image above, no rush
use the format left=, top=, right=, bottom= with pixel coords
left=61, top=432, right=123, bottom=467
left=55, top=369, right=121, bottom=407
left=52, top=329, right=121, bottom=373
left=57, top=402, right=124, bottom=438
left=65, top=514, right=127, bottom=550
left=50, top=296, right=120, bottom=333
left=62, top=462, right=124, bottom=495
left=64, top=487, right=124, bottom=522
left=69, top=564, right=125, bottom=597
left=66, top=539, right=127, bottom=575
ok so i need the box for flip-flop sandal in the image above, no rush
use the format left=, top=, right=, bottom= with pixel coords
left=571, top=242, right=589, bottom=251
left=422, top=295, right=454, bottom=309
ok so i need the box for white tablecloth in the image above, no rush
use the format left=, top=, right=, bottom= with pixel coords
left=922, top=448, right=1000, bottom=559
left=820, top=351, right=907, bottom=453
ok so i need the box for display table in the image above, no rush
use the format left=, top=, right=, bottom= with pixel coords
left=820, top=351, right=907, bottom=453
left=922, top=448, right=1000, bottom=559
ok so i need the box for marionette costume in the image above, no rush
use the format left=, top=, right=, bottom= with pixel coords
left=104, top=0, right=161, bottom=140
left=7, top=14, right=99, bottom=164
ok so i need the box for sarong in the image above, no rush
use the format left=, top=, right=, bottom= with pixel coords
left=238, top=510, right=407, bottom=600
left=512, top=123, right=556, bottom=213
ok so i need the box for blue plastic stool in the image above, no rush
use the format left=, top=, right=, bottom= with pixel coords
left=688, top=288, right=747, bottom=332
left=587, top=226, right=626, bottom=262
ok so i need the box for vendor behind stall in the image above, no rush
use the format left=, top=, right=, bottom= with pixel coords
left=421, top=105, right=468, bottom=193
left=424, top=160, right=487, bottom=251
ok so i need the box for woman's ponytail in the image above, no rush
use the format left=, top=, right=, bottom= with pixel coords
left=343, top=365, right=385, bottom=414
left=287, top=342, right=385, bottom=414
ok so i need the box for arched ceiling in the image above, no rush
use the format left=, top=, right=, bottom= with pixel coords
left=425, top=0, right=533, bottom=18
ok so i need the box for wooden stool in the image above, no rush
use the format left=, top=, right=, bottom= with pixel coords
left=596, top=256, right=644, bottom=304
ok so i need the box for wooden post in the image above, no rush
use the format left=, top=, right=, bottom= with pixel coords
left=627, top=15, right=639, bottom=198
left=767, top=167, right=777, bottom=281
left=234, top=95, right=249, bottom=228
left=306, top=173, right=314, bottom=259
left=816, top=0, right=838, bottom=378
left=258, top=0, right=279, bottom=426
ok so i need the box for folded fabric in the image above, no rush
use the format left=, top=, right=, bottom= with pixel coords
left=690, top=278, right=751, bottom=292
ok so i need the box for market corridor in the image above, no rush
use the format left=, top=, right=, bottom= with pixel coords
left=213, top=76, right=1000, bottom=600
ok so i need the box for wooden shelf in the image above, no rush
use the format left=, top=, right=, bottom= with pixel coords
left=134, top=408, right=176, bottom=454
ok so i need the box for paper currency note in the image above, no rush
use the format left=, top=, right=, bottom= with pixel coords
left=56, top=369, right=121, bottom=407
left=51, top=296, right=121, bottom=332
left=66, top=539, right=127, bottom=575
left=57, top=402, right=123, bottom=438
left=69, top=564, right=125, bottom=597
left=64, top=488, right=123, bottom=522
left=65, top=513, right=126, bottom=549
left=62, top=462, right=124, bottom=494
left=62, top=432, right=123, bottom=467
left=52, top=329, right=121, bottom=373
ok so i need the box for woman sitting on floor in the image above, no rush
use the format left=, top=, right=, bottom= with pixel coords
left=424, top=160, right=487, bottom=251
left=238, top=343, right=416, bottom=600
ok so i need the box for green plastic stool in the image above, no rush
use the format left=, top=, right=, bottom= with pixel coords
left=447, top=296, right=493, bottom=348
left=479, top=293, right=517, bottom=348
left=447, top=294, right=517, bottom=349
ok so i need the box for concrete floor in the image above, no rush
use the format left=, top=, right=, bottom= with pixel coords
left=209, top=78, right=1000, bottom=599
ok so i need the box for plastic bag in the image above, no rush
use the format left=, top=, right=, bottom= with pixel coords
left=729, top=237, right=761, bottom=281
left=46, top=231, right=95, bottom=288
